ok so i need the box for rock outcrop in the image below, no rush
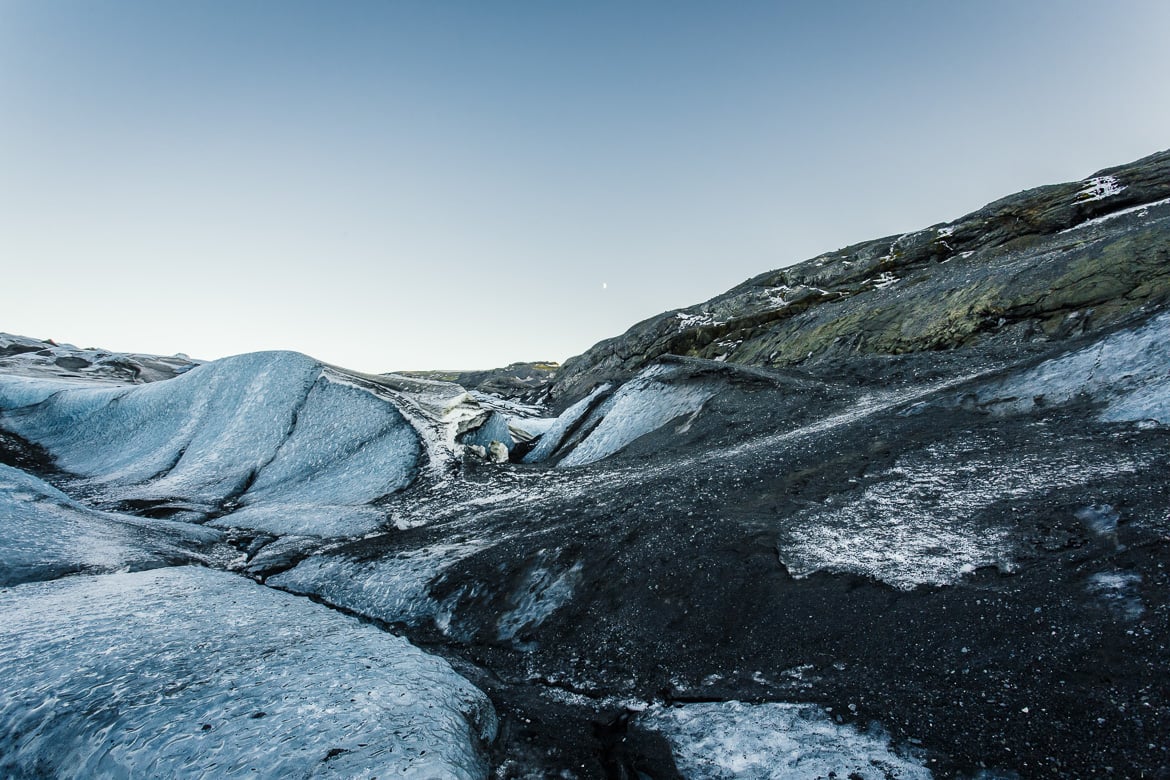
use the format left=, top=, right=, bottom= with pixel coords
left=551, top=150, right=1170, bottom=406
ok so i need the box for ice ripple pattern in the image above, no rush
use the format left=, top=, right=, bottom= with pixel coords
left=0, top=567, right=497, bottom=779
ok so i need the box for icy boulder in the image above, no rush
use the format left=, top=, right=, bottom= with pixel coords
left=0, top=351, right=423, bottom=537
left=0, top=463, right=220, bottom=586
left=0, top=567, right=497, bottom=779
left=639, top=701, right=930, bottom=779
left=557, top=365, right=715, bottom=467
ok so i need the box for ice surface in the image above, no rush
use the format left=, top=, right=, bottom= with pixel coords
left=979, top=311, right=1170, bottom=424
left=639, top=701, right=930, bottom=779
left=777, top=436, right=1148, bottom=589
left=270, top=539, right=493, bottom=627
left=460, top=411, right=516, bottom=449
left=522, top=383, right=611, bottom=463
left=0, top=351, right=423, bottom=537
left=0, top=463, right=220, bottom=586
left=0, top=567, right=496, bottom=779
left=558, top=366, right=715, bottom=467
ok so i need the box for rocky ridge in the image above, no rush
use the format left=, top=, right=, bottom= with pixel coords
left=551, top=150, right=1170, bottom=405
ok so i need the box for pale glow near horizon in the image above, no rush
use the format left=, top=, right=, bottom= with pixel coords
left=2, top=1, right=1169, bottom=373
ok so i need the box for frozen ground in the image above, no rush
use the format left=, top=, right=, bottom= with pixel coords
left=1, top=303, right=1167, bottom=776
left=0, top=567, right=497, bottom=779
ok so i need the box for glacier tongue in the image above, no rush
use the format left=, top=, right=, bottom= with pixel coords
left=0, top=567, right=497, bottom=779
left=0, top=351, right=423, bottom=537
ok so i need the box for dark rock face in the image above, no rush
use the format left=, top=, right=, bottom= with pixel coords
left=551, top=150, right=1170, bottom=408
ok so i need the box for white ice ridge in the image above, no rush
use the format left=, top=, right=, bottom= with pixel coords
left=522, top=383, right=611, bottom=463
left=0, top=332, right=198, bottom=383
left=0, top=463, right=220, bottom=586
left=558, top=365, right=715, bottom=467
left=639, top=701, right=930, bottom=779
left=0, top=351, right=422, bottom=537
left=0, top=567, right=497, bottom=779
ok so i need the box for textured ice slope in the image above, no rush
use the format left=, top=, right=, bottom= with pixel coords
left=0, top=351, right=422, bottom=537
left=558, top=366, right=715, bottom=467
left=0, top=463, right=220, bottom=586
left=978, top=310, right=1170, bottom=423
left=0, top=567, right=497, bottom=779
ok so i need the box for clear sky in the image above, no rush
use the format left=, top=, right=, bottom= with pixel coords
left=2, top=1, right=1168, bottom=372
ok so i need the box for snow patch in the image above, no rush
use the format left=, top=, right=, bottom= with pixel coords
left=778, top=437, right=1146, bottom=589
left=1059, top=195, right=1170, bottom=233
left=1077, top=175, right=1125, bottom=202
left=1087, top=570, right=1144, bottom=620
left=639, top=701, right=930, bottom=779
left=675, top=311, right=719, bottom=330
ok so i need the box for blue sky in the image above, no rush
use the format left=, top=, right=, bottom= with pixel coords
left=2, top=1, right=1168, bottom=371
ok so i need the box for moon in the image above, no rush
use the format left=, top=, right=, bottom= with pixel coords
left=602, top=282, right=608, bottom=290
